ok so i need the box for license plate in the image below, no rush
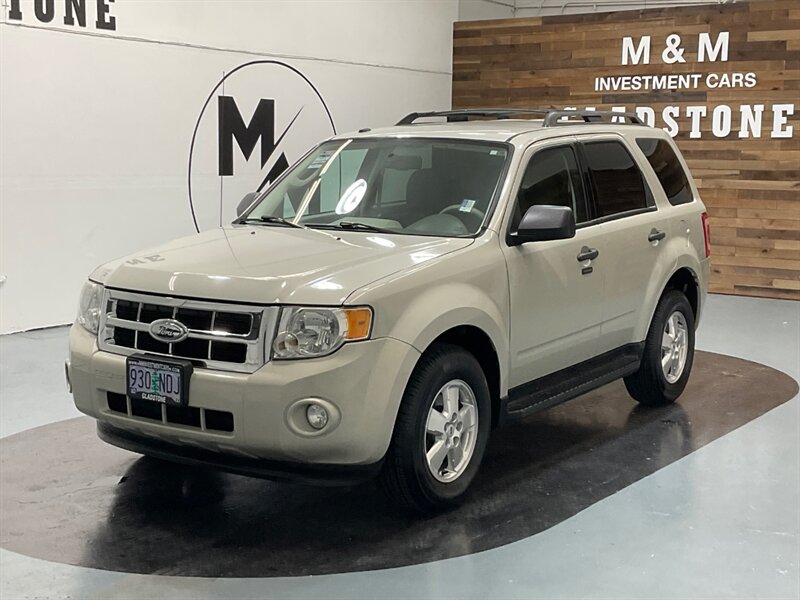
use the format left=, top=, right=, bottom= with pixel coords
left=126, top=355, right=193, bottom=407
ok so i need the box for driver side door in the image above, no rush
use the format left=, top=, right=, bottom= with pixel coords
left=501, top=140, right=606, bottom=389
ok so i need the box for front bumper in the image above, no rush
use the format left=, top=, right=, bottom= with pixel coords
left=97, top=421, right=383, bottom=485
left=69, top=324, right=420, bottom=469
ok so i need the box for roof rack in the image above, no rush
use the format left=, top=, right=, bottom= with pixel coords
left=542, top=110, right=643, bottom=126
left=396, top=108, right=644, bottom=127
left=396, top=109, right=548, bottom=125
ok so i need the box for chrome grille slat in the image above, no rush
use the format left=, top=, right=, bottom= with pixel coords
left=209, top=312, right=216, bottom=361
left=169, top=306, right=177, bottom=355
left=134, top=302, right=142, bottom=349
left=104, top=317, right=254, bottom=340
left=98, top=289, right=278, bottom=374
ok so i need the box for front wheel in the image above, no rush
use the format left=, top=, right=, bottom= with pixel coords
left=380, top=344, right=491, bottom=513
left=624, top=289, right=696, bottom=406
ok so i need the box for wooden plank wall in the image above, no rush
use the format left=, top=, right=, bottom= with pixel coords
left=453, top=1, right=799, bottom=300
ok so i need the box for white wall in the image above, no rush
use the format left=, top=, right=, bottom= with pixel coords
left=0, top=0, right=460, bottom=333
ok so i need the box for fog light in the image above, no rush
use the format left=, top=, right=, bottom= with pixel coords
left=306, top=403, right=329, bottom=430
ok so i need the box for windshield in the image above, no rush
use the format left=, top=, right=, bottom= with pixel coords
left=242, top=138, right=509, bottom=237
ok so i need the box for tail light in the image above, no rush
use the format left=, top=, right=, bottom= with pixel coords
left=701, top=212, right=711, bottom=258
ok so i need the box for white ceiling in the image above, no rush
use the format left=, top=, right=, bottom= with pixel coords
left=460, top=0, right=726, bottom=20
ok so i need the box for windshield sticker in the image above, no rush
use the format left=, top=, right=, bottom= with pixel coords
left=335, top=179, right=368, bottom=215
left=489, top=149, right=500, bottom=155
left=307, top=151, right=333, bottom=170
left=459, top=199, right=476, bottom=212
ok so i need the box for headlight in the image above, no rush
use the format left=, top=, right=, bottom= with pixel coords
left=77, top=281, right=104, bottom=334
left=272, top=306, right=372, bottom=359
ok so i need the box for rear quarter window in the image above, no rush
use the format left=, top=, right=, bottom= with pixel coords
left=636, top=138, right=694, bottom=206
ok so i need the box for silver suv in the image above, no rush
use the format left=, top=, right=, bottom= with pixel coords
left=68, top=109, right=710, bottom=512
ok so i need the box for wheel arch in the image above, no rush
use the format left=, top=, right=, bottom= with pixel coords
left=424, top=325, right=503, bottom=428
left=639, top=265, right=702, bottom=341
left=663, top=266, right=700, bottom=321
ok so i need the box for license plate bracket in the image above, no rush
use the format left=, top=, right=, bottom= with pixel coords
left=126, top=354, right=193, bottom=407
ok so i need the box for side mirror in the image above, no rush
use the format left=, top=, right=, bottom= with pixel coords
left=509, top=205, right=576, bottom=245
left=236, top=192, right=258, bottom=217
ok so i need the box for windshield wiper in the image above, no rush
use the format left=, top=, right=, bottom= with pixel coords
left=237, top=216, right=306, bottom=229
left=331, top=221, right=396, bottom=234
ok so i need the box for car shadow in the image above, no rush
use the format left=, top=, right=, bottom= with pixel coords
left=82, top=383, right=694, bottom=577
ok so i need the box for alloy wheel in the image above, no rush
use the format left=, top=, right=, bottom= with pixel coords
left=661, top=310, right=689, bottom=384
left=424, top=379, right=479, bottom=483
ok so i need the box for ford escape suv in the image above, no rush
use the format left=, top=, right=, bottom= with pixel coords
left=68, top=109, right=710, bottom=512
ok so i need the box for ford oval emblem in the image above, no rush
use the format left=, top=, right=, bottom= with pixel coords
left=148, top=319, right=189, bottom=344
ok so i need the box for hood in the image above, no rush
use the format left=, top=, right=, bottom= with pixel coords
left=95, top=225, right=473, bottom=305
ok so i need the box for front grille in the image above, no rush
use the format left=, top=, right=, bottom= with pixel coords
left=107, top=392, right=234, bottom=433
left=98, top=289, right=278, bottom=373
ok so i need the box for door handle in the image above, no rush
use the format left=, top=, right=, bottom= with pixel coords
left=648, top=228, right=667, bottom=242
left=576, top=246, right=599, bottom=262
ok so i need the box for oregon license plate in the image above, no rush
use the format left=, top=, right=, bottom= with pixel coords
left=126, top=355, right=192, bottom=407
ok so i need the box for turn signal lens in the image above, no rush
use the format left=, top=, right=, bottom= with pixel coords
left=344, top=308, right=372, bottom=340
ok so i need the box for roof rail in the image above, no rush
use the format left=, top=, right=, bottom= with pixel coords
left=396, top=108, right=644, bottom=127
left=396, top=109, right=550, bottom=125
left=542, top=110, right=643, bottom=126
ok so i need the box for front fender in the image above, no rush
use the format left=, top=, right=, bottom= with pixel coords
left=346, top=235, right=511, bottom=396
left=379, top=283, right=509, bottom=397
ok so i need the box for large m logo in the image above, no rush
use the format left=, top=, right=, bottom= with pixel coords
left=217, top=96, right=294, bottom=191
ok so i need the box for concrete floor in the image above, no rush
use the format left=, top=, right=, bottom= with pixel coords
left=0, top=293, right=798, bottom=599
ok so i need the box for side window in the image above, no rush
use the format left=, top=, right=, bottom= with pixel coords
left=636, top=138, right=694, bottom=206
left=512, top=145, right=586, bottom=231
left=583, top=140, right=648, bottom=218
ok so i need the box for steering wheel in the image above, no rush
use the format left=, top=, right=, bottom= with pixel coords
left=439, top=204, right=486, bottom=231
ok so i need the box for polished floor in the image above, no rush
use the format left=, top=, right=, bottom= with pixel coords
left=0, top=294, right=798, bottom=599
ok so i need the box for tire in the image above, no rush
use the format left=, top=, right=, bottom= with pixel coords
left=624, top=289, right=696, bottom=406
left=380, top=343, right=491, bottom=513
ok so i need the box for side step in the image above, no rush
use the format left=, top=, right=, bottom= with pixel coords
left=504, top=343, right=644, bottom=419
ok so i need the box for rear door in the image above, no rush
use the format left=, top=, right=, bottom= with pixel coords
left=501, top=138, right=606, bottom=387
left=577, top=135, right=671, bottom=353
